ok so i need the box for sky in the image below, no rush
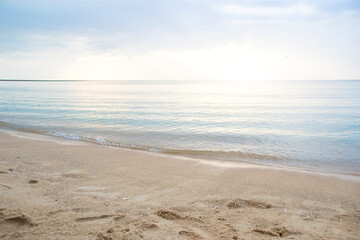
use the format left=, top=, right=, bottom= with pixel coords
left=0, top=0, right=359, bottom=81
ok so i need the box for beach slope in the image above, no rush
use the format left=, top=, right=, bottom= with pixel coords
left=0, top=131, right=359, bottom=239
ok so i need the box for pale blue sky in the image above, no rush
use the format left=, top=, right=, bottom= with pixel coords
left=0, top=0, right=359, bottom=80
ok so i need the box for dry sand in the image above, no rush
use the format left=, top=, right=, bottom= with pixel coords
left=0, top=130, right=359, bottom=239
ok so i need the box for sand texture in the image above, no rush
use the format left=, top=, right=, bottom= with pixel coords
left=0, top=131, right=359, bottom=239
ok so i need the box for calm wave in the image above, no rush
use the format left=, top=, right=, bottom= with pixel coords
left=0, top=80, right=359, bottom=174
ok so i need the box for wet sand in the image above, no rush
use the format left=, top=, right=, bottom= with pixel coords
left=0, top=131, right=359, bottom=239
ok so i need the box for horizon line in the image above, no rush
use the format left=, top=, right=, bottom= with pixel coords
left=1, top=79, right=360, bottom=82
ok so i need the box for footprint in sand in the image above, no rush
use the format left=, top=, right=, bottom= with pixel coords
left=0, top=184, right=12, bottom=189
left=155, top=209, right=204, bottom=223
left=253, top=226, right=300, bottom=237
left=0, top=209, right=37, bottom=227
left=141, top=222, right=158, bottom=229
left=227, top=199, right=272, bottom=209
left=155, top=209, right=238, bottom=239
left=155, top=210, right=184, bottom=220
left=28, top=180, right=38, bottom=184
left=179, top=230, right=204, bottom=239
left=75, top=214, right=115, bottom=223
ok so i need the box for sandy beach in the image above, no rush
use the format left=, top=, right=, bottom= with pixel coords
left=0, top=130, right=359, bottom=240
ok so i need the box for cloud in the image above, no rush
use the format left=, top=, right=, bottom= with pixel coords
left=218, top=3, right=318, bottom=18
left=0, top=0, right=359, bottom=80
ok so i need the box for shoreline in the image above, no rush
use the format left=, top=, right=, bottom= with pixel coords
left=1, top=127, right=359, bottom=181
left=0, top=130, right=359, bottom=239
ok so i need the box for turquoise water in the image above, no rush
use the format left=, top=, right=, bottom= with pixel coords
left=0, top=80, right=359, bottom=174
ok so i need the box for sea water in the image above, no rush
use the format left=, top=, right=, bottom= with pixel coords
left=0, top=80, right=359, bottom=174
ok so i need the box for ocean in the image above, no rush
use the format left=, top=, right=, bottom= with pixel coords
left=0, top=80, right=359, bottom=174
